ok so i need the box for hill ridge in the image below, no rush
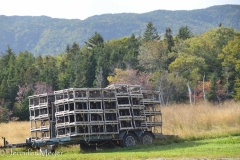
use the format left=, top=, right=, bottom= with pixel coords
left=0, top=4, right=239, bottom=55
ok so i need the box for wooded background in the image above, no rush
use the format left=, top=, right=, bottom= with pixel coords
left=0, top=5, right=240, bottom=121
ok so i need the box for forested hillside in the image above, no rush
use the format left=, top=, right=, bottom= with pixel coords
left=0, top=5, right=239, bottom=55
left=0, top=22, right=240, bottom=121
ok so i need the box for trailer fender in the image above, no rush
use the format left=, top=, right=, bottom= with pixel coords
left=137, top=131, right=142, bottom=138
left=119, top=131, right=143, bottom=139
left=118, top=131, right=126, bottom=139
left=143, top=131, right=155, bottom=139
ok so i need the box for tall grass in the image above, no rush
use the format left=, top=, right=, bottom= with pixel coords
left=0, top=121, right=30, bottom=146
left=161, top=101, right=240, bottom=140
left=0, top=101, right=239, bottom=146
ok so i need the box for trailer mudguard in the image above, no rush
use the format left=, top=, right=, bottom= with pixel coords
left=136, top=131, right=144, bottom=138
left=118, top=131, right=126, bottom=139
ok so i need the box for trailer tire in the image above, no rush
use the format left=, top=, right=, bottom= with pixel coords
left=120, top=133, right=137, bottom=147
left=141, top=132, right=153, bottom=144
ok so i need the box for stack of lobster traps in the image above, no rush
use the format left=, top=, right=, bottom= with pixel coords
left=106, top=84, right=146, bottom=130
left=140, top=90, right=162, bottom=133
left=29, top=93, right=55, bottom=140
left=29, top=84, right=162, bottom=140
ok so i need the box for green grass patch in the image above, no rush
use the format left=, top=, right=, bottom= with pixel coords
left=1, top=135, right=240, bottom=160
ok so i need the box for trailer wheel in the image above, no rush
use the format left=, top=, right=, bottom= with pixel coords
left=141, top=132, right=153, bottom=144
left=120, top=133, right=137, bottom=147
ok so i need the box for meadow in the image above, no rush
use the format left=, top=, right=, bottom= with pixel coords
left=162, top=101, right=240, bottom=140
left=0, top=101, right=240, bottom=159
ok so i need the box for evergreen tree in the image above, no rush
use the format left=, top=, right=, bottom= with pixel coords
left=123, top=33, right=140, bottom=69
left=0, top=79, right=8, bottom=100
left=65, top=44, right=71, bottom=53
left=218, top=22, right=222, bottom=27
left=41, top=56, right=58, bottom=89
left=164, top=27, right=174, bottom=52
left=95, top=67, right=104, bottom=88
left=0, top=106, right=10, bottom=122
left=0, top=46, right=15, bottom=83
left=143, top=22, right=160, bottom=42
left=0, top=46, right=17, bottom=109
left=35, top=55, right=44, bottom=82
left=7, top=54, right=18, bottom=107
left=84, top=32, right=105, bottom=87
left=15, top=51, right=35, bottom=84
left=177, top=26, right=193, bottom=40
left=70, top=42, right=80, bottom=55
left=85, top=48, right=96, bottom=87
left=73, top=51, right=88, bottom=88
left=85, top=32, right=104, bottom=49
left=207, top=73, right=218, bottom=103
left=94, top=47, right=109, bottom=87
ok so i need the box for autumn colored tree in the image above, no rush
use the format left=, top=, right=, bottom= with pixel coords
left=1, top=26, right=240, bottom=122
left=14, top=82, right=54, bottom=120
left=14, top=84, right=33, bottom=120
left=107, top=68, right=153, bottom=89
left=33, top=82, right=54, bottom=95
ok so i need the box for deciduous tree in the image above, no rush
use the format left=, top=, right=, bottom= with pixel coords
left=138, top=41, right=168, bottom=72
left=107, top=68, right=152, bottom=89
left=219, top=36, right=240, bottom=100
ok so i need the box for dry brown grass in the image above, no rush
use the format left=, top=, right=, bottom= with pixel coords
left=161, top=100, right=240, bottom=139
left=0, top=101, right=239, bottom=146
left=0, top=121, right=30, bottom=146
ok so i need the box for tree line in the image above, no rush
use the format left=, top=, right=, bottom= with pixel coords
left=0, top=22, right=239, bottom=122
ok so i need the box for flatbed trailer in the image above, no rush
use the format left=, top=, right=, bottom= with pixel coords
left=1, top=84, right=163, bottom=152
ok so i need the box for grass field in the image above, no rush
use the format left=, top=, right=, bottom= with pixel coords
left=162, top=101, right=240, bottom=140
left=0, top=101, right=240, bottom=159
left=1, top=135, right=240, bottom=159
